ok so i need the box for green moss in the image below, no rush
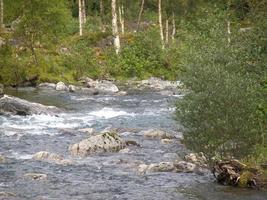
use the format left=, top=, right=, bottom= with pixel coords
left=239, top=171, right=255, bottom=187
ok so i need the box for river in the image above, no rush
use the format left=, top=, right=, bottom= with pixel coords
left=0, top=87, right=266, bottom=199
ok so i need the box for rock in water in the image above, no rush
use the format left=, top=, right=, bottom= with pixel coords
left=68, top=85, right=76, bottom=92
left=0, top=155, right=6, bottom=163
left=185, top=152, right=208, bottom=168
left=94, top=81, right=119, bottom=93
left=0, top=95, right=60, bottom=116
left=138, top=161, right=198, bottom=174
left=143, top=129, right=174, bottom=139
left=24, top=173, right=47, bottom=181
left=55, top=81, right=68, bottom=91
left=33, top=151, right=71, bottom=165
left=212, top=159, right=265, bottom=188
left=38, top=82, right=56, bottom=89
left=69, top=132, right=126, bottom=157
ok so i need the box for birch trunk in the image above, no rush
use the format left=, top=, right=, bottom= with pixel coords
left=119, top=5, right=125, bottom=34
left=100, top=0, right=106, bottom=32
left=137, top=0, right=145, bottom=32
left=82, top=0, right=86, bottom=24
left=78, top=0, right=83, bottom=36
left=158, top=0, right=165, bottom=49
left=165, top=19, right=169, bottom=44
left=227, top=20, right=231, bottom=44
left=171, top=12, right=176, bottom=42
left=0, top=0, right=3, bottom=29
left=111, top=0, right=121, bottom=54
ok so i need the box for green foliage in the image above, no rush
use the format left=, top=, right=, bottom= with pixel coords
left=175, top=4, right=267, bottom=160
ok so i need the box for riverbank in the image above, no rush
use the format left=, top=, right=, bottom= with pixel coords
left=1, top=85, right=267, bottom=199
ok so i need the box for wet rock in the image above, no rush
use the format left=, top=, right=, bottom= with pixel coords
left=77, top=87, right=99, bottom=95
left=125, top=140, right=140, bottom=147
left=0, top=95, right=60, bottom=116
left=55, top=82, right=68, bottom=91
left=138, top=162, right=176, bottom=174
left=0, top=84, right=4, bottom=98
left=116, top=91, right=127, bottom=96
left=174, top=161, right=197, bottom=173
left=0, top=155, right=6, bottom=163
left=138, top=161, right=199, bottom=174
left=68, top=85, right=76, bottom=92
left=143, top=129, right=174, bottom=139
left=38, top=82, right=56, bottom=89
left=94, top=81, right=119, bottom=93
left=161, top=139, right=174, bottom=144
left=69, top=132, right=126, bottom=157
left=185, top=152, right=208, bottom=168
left=24, top=173, right=47, bottom=181
left=119, top=148, right=130, bottom=153
left=79, top=76, right=94, bottom=84
left=0, top=192, right=16, bottom=198
left=33, top=151, right=72, bottom=165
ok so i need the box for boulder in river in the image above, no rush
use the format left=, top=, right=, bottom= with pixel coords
left=55, top=81, right=69, bottom=91
left=0, top=155, right=6, bottom=163
left=85, top=79, right=119, bottom=93
left=138, top=161, right=199, bottom=174
left=185, top=152, right=208, bottom=168
left=143, top=129, right=175, bottom=139
left=69, top=132, right=126, bottom=157
left=24, top=173, right=47, bottom=181
left=33, top=151, right=72, bottom=165
left=68, top=85, right=76, bottom=92
left=38, top=82, right=56, bottom=89
left=0, top=95, right=60, bottom=116
left=94, top=80, right=119, bottom=93
left=0, top=192, right=16, bottom=198
left=212, top=159, right=267, bottom=188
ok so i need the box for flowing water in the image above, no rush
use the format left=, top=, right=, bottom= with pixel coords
left=0, top=87, right=266, bottom=200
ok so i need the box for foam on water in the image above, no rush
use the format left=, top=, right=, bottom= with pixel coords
left=9, top=151, right=33, bottom=160
left=88, top=107, right=136, bottom=119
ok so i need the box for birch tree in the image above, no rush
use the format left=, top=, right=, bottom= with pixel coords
left=171, top=11, right=176, bottom=42
left=137, top=0, right=145, bottom=32
left=79, top=0, right=83, bottom=36
left=0, top=0, right=3, bottom=29
left=158, top=0, right=165, bottom=49
left=165, top=19, right=169, bottom=44
left=82, top=0, right=86, bottom=24
left=111, top=0, right=121, bottom=54
left=100, top=0, right=105, bottom=32
left=119, top=4, right=125, bottom=34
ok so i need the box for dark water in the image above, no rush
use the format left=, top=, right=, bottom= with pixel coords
left=0, top=87, right=266, bottom=200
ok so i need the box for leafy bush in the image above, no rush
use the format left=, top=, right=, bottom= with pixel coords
left=175, top=6, right=267, bottom=160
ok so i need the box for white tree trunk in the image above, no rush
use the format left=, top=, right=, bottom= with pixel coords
left=171, top=12, right=176, bottom=42
left=111, top=0, right=121, bottom=54
left=227, top=20, right=231, bottom=44
left=79, top=0, right=83, bottom=36
left=137, top=0, right=145, bottom=32
left=0, top=0, right=3, bottom=29
left=158, top=0, right=165, bottom=49
left=119, top=5, right=125, bottom=34
left=82, top=0, right=86, bottom=24
left=100, top=0, right=106, bottom=32
left=165, top=19, right=169, bottom=44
